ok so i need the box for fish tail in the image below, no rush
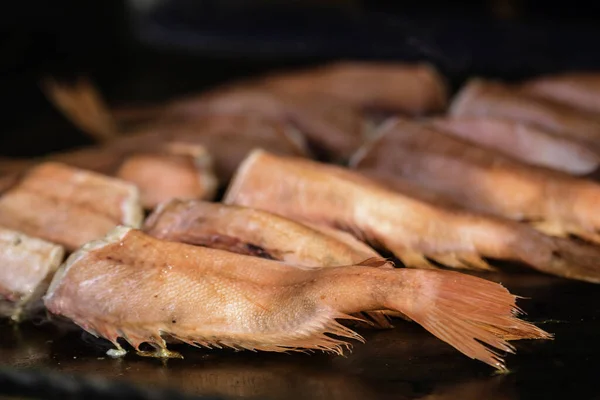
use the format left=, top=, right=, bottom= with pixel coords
left=385, top=269, right=552, bottom=371
left=39, top=77, right=119, bottom=142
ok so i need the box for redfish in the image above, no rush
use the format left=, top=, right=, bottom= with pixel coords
left=0, top=227, right=64, bottom=321
left=43, top=226, right=550, bottom=370
left=520, top=72, right=600, bottom=115
left=39, top=78, right=311, bottom=182
left=449, top=78, right=600, bottom=150
left=429, top=117, right=599, bottom=175
left=351, top=117, right=600, bottom=247
left=224, top=150, right=600, bottom=283
left=0, top=162, right=143, bottom=251
left=144, top=199, right=393, bottom=327
left=143, top=87, right=368, bottom=161
left=261, top=61, right=448, bottom=115
left=115, top=143, right=218, bottom=209
left=144, top=199, right=380, bottom=267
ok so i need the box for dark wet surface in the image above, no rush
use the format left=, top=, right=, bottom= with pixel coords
left=1, top=271, right=599, bottom=399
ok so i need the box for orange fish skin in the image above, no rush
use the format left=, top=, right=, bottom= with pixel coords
left=144, top=199, right=380, bottom=268
left=144, top=199, right=392, bottom=328
left=224, top=150, right=600, bottom=283
left=123, top=114, right=310, bottom=182
left=43, top=226, right=550, bottom=371
left=429, top=117, right=600, bottom=175
left=0, top=162, right=143, bottom=251
left=261, top=61, right=449, bottom=115
left=0, top=115, right=309, bottom=187
left=352, top=118, right=600, bottom=246
left=450, top=78, right=600, bottom=150
left=155, top=87, right=367, bottom=162
left=116, top=144, right=218, bottom=210
left=0, top=227, right=64, bottom=321
left=38, top=79, right=311, bottom=183
left=358, top=168, right=463, bottom=210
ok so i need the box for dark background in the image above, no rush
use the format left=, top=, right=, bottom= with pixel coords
left=2, top=0, right=600, bottom=157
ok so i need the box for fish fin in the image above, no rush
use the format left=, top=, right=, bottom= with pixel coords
left=391, top=269, right=552, bottom=371
left=397, top=251, right=438, bottom=269
left=169, top=311, right=365, bottom=356
left=362, top=311, right=395, bottom=329
left=459, top=254, right=497, bottom=271
left=39, top=77, right=119, bottom=142
left=529, top=219, right=569, bottom=238
left=381, top=310, right=412, bottom=321
left=356, top=257, right=395, bottom=268
left=429, top=254, right=471, bottom=270
left=430, top=253, right=497, bottom=271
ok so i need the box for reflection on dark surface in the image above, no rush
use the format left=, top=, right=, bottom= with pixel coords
left=1, top=271, right=598, bottom=399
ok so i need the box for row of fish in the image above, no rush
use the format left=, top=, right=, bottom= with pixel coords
left=2, top=62, right=600, bottom=372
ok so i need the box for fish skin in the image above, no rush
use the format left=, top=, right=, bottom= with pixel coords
left=449, top=78, right=600, bottom=150
left=0, top=227, right=64, bottom=322
left=224, top=149, right=600, bottom=283
left=123, top=114, right=309, bottom=182
left=0, top=113, right=309, bottom=186
left=520, top=72, right=600, bottom=115
left=43, top=226, right=550, bottom=371
left=115, top=143, right=218, bottom=210
left=38, top=78, right=311, bottom=182
left=261, top=61, right=449, bottom=115
left=143, top=199, right=380, bottom=268
left=429, top=117, right=600, bottom=175
left=41, top=74, right=363, bottom=162
left=0, top=143, right=219, bottom=211
left=0, top=162, right=143, bottom=251
left=144, top=199, right=393, bottom=328
left=154, top=87, right=367, bottom=161
left=351, top=117, right=600, bottom=247
left=358, top=168, right=463, bottom=210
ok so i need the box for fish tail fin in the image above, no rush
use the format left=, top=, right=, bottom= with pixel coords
left=40, top=77, right=119, bottom=142
left=388, top=269, right=552, bottom=371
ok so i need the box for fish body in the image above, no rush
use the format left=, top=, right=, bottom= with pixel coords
left=262, top=62, right=448, bottom=115
left=358, top=168, right=464, bottom=209
left=224, top=150, right=600, bottom=283
left=521, top=72, right=600, bottom=115
left=0, top=162, right=143, bottom=250
left=352, top=118, right=600, bottom=246
left=450, top=78, right=600, bottom=150
left=115, top=143, right=218, bottom=209
left=158, top=87, right=368, bottom=161
left=144, top=199, right=392, bottom=327
left=125, top=114, right=309, bottom=181
left=44, top=226, right=550, bottom=370
left=0, top=227, right=64, bottom=321
left=429, top=117, right=599, bottom=174
left=0, top=113, right=309, bottom=185
left=38, top=79, right=311, bottom=182
left=144, top=199, right=380, bottom=267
